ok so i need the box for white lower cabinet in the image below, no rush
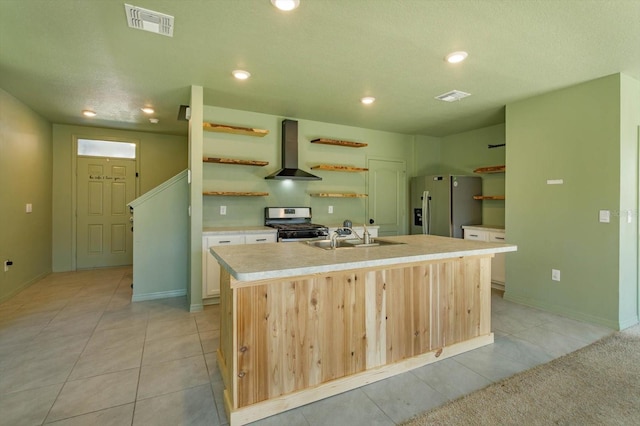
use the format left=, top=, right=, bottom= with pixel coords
left=202, top=235, right=244, bottom=301
left=463, top=226, right=506, bottom=290
left=202, top=231, right=277, bottom=304
left=245, top=233, right=277, bottom=245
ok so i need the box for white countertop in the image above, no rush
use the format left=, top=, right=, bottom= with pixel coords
left=210, top=234, right=516, bottom=282
left=203, top=226, right=276, bottom=235
left=462, top=225, right=505, bottom=233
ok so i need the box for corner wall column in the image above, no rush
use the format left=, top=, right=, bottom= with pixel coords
left=188, top=85, right=204, bottom=312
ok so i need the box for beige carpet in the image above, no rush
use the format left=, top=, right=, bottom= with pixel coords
left=403, top=325, right=640, bottom=426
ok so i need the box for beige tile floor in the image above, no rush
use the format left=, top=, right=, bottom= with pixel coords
left=0, top=267, right=613, bottom=426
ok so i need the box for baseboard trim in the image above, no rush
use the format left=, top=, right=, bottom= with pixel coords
left=132, top=289, right=187, bottom=302
left=0, top=271, right=50, bottom=304
left=190, top=303, right=204, bottom=312
left=504, top=291, right=621, bottom=330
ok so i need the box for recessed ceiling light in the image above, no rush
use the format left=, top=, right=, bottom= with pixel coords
left=445, top=51, right=468, bottom=64
left=232, top=69, right=251, bottom=80
left=271, top=0, right=300, bottom=11
left=82, top=110, right=96, bottom=117
left=149, top=118, right=159, bottom=124
left=361, top=97, right=376, bottom=105
left=141, top=107, right=155, bottom=114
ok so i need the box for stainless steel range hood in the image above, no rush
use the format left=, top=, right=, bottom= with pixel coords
left=265, top=119, right=321, bottom=181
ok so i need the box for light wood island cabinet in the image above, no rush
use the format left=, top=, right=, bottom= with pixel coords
left=210, top=234, right=516, bottom=425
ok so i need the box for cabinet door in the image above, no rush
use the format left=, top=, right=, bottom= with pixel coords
left=245, top=233, right=277, bottom=244
left=488, top=232, right=506, bottom=285
left=463, top=229, right=488, bottom=241
left=204, top=235, right=245, bottom=299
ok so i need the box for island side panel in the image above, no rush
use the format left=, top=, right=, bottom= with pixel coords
left=235, top=272, right=367, bottom=408
left=223, top=254, right=495, bottom=418
left=430, top=256, right=491, bottom=348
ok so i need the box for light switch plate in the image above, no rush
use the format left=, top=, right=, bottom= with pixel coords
left=552, top=269, right=561, bottom=281
left=328, top=206, right=333, bottom=214
left=220, top=205, right=227, bottom=215
left=599, top=210, right=610, bottom=223
left=26, top=203, right=32, bottom=213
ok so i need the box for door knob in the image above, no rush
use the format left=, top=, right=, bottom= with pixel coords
left=369, top=219, right=375, bottom=224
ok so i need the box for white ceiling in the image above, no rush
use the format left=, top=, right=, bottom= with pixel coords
left=1, top=0, right=639, bottom=137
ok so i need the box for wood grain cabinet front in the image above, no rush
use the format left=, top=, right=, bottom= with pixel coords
left=217, top=255, right=493, bottom=423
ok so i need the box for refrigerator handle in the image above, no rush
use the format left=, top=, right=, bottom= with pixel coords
left=422, top=191, right=430, bottom=234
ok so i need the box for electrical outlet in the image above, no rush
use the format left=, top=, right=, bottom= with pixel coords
left=4, top=260, right=13, bottom=272
left=220, top=205, right=227, bottom=215
left=328, top=206, right=333, bottom=214
left=552, top=269, right=561, bottom=282
left=26, top=203, right=32, bottom=213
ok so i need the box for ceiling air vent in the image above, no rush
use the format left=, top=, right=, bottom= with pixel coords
left=435, top=90, right=471, bottom=102
left=124, top=4, right=174, bottom=37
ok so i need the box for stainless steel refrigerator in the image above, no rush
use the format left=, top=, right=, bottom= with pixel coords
left=410, top=175, right=482, bottom=238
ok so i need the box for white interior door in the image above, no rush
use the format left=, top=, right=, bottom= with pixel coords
left=76, top=157, right=136, bottom=268
left=367, top=158, right=406, bottom=236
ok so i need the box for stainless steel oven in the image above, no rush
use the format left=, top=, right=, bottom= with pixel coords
left=264, top=207, right=329, bottom=242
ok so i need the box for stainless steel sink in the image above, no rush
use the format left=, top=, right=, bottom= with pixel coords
left=304, top=238, right=405, bottom=250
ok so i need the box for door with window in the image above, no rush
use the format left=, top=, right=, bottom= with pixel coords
left=76, top=139, right=137, bottom=269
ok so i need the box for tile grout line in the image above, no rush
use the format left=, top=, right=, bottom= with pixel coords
left=41, top=269, right=128, bottom=425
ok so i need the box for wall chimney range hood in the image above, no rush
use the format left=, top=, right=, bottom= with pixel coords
left=265, top=119, right=321, bottom=181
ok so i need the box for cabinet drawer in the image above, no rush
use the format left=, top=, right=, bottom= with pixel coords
left=464, top=230, right=488, bottom=241
left=245, top=233, right=277, bottom=244
left=488, top=232, right=506, bottom=243
left=207, top=235, right=245, bottom=246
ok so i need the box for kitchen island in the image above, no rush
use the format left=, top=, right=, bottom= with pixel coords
left=210, top=234, right=516, bottom=425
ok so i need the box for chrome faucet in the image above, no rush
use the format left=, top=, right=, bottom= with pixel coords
left=330, top=226, right=373, bottom=248
left=362, top=223, right=371, bottom=245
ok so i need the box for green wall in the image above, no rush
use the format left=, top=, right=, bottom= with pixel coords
left=200, top=105, right=415, bottom=230
left=414, top=125, right=507, bottom=226
left=505, top=73, right=639, bottom=329
left=0, top=88, right=53, bottom=303
left=619, top=73, right=640, bottom=326
left=130, top=171, right=189, bottom=302
left=440, top=124, right=506, bottom=226
left=52, top=124, right=188, bottom=272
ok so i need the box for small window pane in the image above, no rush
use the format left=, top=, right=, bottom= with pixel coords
left=77, top=139, right=136, bottom=159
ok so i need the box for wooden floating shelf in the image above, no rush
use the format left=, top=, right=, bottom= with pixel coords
left=474, top=165, right=506, bottom=174
left=203, top=157, right=268, bottom=167
left=309, top=193, right=368, bottom=198
left=310, top=138, right=368, bottom=148
left=473, top=195, right=505, bottom=200
left=203, top=122, right=269, bottom=137
left=311, top=164, right=368, bottom=172
left=203, top=191, right=269, bottom=197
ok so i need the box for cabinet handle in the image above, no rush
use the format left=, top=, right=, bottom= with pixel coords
left=238, top=371, right=246, bottom=378
left=495, top=237, right=505, bottom=240
left=469, top=234, right=478, bottom=237
left=219, top=240, right=231, bottom=243
left=256, top=238, right=267, bottom=242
